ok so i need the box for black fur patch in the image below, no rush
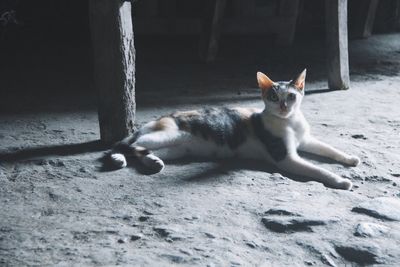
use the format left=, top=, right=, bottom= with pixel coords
left=251, top=113, right=287, bottom=162
left=173, top=107, right=247, bottom=149
left=266, top=86, right=280, bottom=102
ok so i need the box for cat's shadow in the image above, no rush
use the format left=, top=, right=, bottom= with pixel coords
left=168, top=155, right=342, bottom=188
left=100, top=153, right=339, bottom=186
left=1, top=140, right=342, bottom=187
left=171, top=158, right=279, bottom=183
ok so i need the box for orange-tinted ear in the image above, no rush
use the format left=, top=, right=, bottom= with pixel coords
left=257, top=72, right=274, bottom=95
left=291, top=69, right=307, bottom=91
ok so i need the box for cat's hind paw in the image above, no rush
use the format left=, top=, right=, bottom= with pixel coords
left=346, top=155, right=360, bottom=167
left=110, top=153, right=127, bottom=168
left=141, top=154, right=165, bottom=173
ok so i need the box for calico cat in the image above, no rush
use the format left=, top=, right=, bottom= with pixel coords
left=108, top=69, right=360, bottom=190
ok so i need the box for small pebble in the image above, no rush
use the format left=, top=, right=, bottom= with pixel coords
left=143, top=210, right=154, bottom=215
left=138, top=216, right=149, bottom=222
left=179, top=249, right=192, bottom=256
left=204, top=232, right=216, bottom=239
left=122, top=215, right=132, bottom=221
left=246, top=241, right=257, bottom=249
left=130, top=235, right=141, bottom=241
left=351, top=134, right=367, bottom=140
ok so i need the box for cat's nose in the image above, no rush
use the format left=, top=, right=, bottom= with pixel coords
left=280, top=101, right=288, bottom=111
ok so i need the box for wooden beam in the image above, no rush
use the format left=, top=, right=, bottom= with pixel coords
left=89, top=0, right=136, bottom=144
left=199, top=0, right=227, bottom=62
left=276, top=0, right=300, bottom=45
left=325, top=0, right=350, bottom=90
left=351, top=0, right=379, bottom=39
left=233, top=0, right=254, bottom=17
left=159, top=0, right=177, bottom=33
left=396, top=0, right=400, bottom=30
left=222, top=17, right=295, bottom=34
left=139, top=0, right=158, bottom=17
left=134, top=17, right=289, bottom=35
left=135, top=18, right=202, bottom=35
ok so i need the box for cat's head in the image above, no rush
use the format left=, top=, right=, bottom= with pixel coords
left=257, top=69, right=306, bottom=118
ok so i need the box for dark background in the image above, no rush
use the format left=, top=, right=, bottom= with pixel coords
left=1, top=0, right=399, bottom=113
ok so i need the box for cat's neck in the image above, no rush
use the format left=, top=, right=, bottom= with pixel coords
left=261, top=108, right=302, bottom=122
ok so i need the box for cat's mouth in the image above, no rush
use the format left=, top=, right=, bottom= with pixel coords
left=277, top=109, right=291, bottom=118
left=279, top=103, right=288, bottom=115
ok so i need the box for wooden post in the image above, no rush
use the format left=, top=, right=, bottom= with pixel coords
left=276, top=0, right=300, bottom=45
left=351, top=0, right=379, bottom=39
left=325, top=0, right=350, bottom=90
left=89, top=0, right=136, bottom=144
left=396, top=0, right=400, bottom=30
left=140, top=0, right=158, bottom=17
left=199, top=0, right=227, bottom=62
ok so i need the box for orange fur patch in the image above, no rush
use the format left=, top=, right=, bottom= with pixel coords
left=257, top=72, right=275, bottom=96
left=232, top=107, right=261, bottom=133
left=172, top=110, right=201, bottom=132
left=153, top=117, right=178, bottom=131
left=232, top=107, right=261, bottom=118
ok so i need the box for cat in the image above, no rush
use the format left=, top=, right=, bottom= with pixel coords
left=108, top=69, right=360, bottom=190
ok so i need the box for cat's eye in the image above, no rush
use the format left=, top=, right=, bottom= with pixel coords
left=288, top=93, right=296, bottom=101
left=269, top=92, right=279, bottom=102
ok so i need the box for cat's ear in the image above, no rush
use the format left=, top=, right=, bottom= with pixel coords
left=290, top=69, right=307, bottom=91
left=257, top=72, right=274, bottom=94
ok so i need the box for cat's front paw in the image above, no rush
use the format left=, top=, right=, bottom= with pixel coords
left=346, top=155, right=360, bottom=167
left=337, top=178, right=353, bottom=190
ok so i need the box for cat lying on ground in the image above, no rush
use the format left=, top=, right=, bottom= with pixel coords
left=108, top=69, right=359, bottom=190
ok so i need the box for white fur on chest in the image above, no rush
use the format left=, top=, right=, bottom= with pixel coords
left=262, top=111, right=310, bottom=148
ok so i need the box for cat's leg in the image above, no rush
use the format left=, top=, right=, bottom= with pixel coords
left=299, top=136, right=360, bottom=166
left=129, top=130, right=190, bottom=172
left=150, top=146, right=188, bottom=161
left=276, top=154, right=352, bottom=190
left=134, top=130, right=190, bottom=150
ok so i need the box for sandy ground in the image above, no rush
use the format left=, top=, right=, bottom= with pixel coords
left=1, top=33, right=400, bottom=266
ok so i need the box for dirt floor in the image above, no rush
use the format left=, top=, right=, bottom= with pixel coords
left=1, top=33, right=400, bottom=266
